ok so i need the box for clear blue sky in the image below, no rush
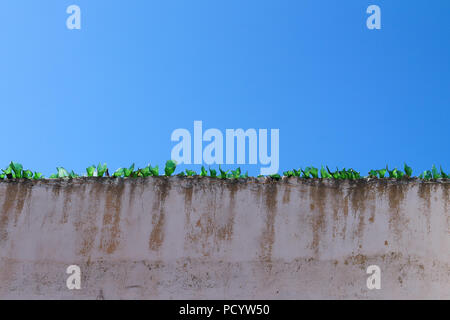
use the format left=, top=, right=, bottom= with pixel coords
left=0, top=0, right=448, bottom=176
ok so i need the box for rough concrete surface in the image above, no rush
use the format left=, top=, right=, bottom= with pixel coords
left=0, top=177, right=448, bottom=299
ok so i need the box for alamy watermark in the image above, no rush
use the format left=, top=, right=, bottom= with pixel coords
left=366, top=265, right=381, bottom=290
left=366, top=5, right=381, bottom=30
left=65, top=5, right=381, bottom=31
left=66, top=5, right=81, bottom=30
left=170, top=121, right=279, bottom=175
left=66, top=265, right=81, bottom=290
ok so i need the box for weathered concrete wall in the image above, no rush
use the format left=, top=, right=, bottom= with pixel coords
left=0, top=177, right=448, bottom=299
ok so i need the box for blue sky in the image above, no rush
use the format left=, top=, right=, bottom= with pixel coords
left=0, top=0, right=448, bottom=176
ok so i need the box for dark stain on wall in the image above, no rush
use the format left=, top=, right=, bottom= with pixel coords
left=309, top=181, right=327, bottom=256
left=387, top=181, right=407, bottom=240
left=78, top=181, right=101, bottom=256
left=442, top=185, right=449, bottom=212
left=418, top=182, right=432, bottom=234
left=183, top=179, right=242, bottom=256
left=100, top=179, right=126, bottom=254
left=349, top=180, right=369, bottom=243
left=330, top=182, right=344, bottom=239
left=0, top=182, right=19, bottom=244
left=61, top=183, right=75, bottom=224
left=183, top=181, right=194, bottom=226
left=13, top=181, right=32, bottom=227
left=260, top=182, right=278, bottom=262
left=217, top=181, right=238, bottom=242
left=282, top=183, right=291, bottom=204
left=148, top=178, right=170, bottom=251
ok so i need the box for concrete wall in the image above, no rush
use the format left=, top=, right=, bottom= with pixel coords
left=0, top=177, right=448, bottom=299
